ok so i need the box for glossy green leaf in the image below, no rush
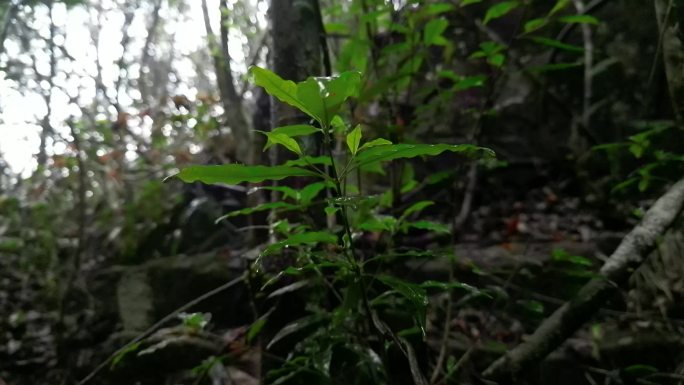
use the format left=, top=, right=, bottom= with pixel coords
left=266, top=315, right=323, bottom=350
left=559, top=14, right=599, bottom=25
left=284, top=156, right=332, bottom=167
left=299, top=182, right=329, bottom=205
left=264, top=231, right=338, bottom=255
left=377, top=275, right=428, bottom=308
left=461, top=0, right=482, bottom=6
left=346, top=125, right=362, bottom=155
left=264, top=132, right=302, bottom=155
left=483, top=1, right=519, bottom=25
left=249, top=185, right=299, bottom=201
left=360, top=138, right=392, bottom=151
left=296, top=72, right=362, bottom=126
left=249, top=66, right=314, bottom=118
left=171, top=164, right=318, bottom=185
left=350, top=144, right=494, bottom=170
left=270, top=124, right=320, bottom=138
left=250, top=66, right=361, bottom=126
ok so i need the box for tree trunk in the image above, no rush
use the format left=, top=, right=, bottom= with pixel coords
left=655, top=0, right=684, bottom=120
left=260, top=0, right=324, bottom=380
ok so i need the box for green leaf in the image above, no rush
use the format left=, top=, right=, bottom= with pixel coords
left=250, top=66, right=361, bottom=126
left=401, top=200, right=434, bottom=221
left=377, top=275, right=428, bottom=310
left=263, top=231, right=338, bottom=255
left=267, top=315, right=323, bottom=350
left=299, top=182, right=329, bottom=205
left=549, top=0, right=570, bottom=16
left=358, top=215, right=397, bottom=232
left=249, top=185, right=299, bottom=201
left=523, top=18, right=547, bottom=33
left=422, top=3, right=454, bottom=16
left=249, top=66, right=314, bottom=118
left=216, top=201, right=298, bottom=222
left=350, top=144, right=494, bottom=171
left=111, top=342, right=141, bottom=369
left=171, top=164, right=318, bottom=185
left=483, top=1, right=519, bottom=25
left=284, top=156, right=332, bottom=167
left=263, top=132, right=302, bottom=155
left=246, top=318, right=267, bottom=344
left=407, top=220, right=450, bottom=234
left=346, top=125, right=362, bottom=155
left=461, top=0, right=482, bottom=6
left=296, top=72, right=362, bottom=126
left=528, top=37, right=583, bottom=52
left=424, top=18, right=449, bottom=46
left=270, top=124, right=321, bottom=138
left=179, top=312, right=211, bottom=329
left=360, top=138, right=393, bottom=151
left=488, top=53, right=505, bottom=67
left=558, top=14, right=599, bottom=25
left=517, top=299, right=544, bottom=314
left=454, top=75, right=487, bottom=90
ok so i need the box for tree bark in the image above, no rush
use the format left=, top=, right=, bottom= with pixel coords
left=655, top=0, right=684, bottom=120
left=260, top=0, right=324, bottom=380
left=483, top=178, right=684, bottom=382
left=200, top=0, right=250, bottom=163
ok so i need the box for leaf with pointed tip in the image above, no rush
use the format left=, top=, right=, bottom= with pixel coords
left=558, top=14, right=599, bottom=25
left=424, top=18, right=449, bottom=46
left=261, top=124, right=321, bottom=150
left=346, top=125, right=362, bottom=155
left=360, top=138, right=392, bottom=151
left=171, top=164, right=318, bottom=185
left=483, top=1, right=519, bottom=25
left=405, top=220, right=451, bottom=234
left=249, top=66, right=314, bottom=117
left=263, top=132, right=302, bottom=155
left=266, top=315, right=323, bottom=350
left=299, top=182, right=330, bottom=205
left=263, top=231, right=338, bottom=255
left=284, top=156, right=332, bottom=167
left=350, top=144, right=494, bottom=171
left=400, top=201, right=434, bottom=222
left=248, top=185, right=299, bottom=200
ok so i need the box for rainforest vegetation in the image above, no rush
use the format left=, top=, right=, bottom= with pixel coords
left=1, top=0, right=684, bottom=384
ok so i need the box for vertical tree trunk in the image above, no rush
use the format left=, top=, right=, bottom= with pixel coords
left=200, top=0, right=251, bottom=163
left=655, top=0, right=684, bottom=120
left=260, top=0, right=324, bottom=380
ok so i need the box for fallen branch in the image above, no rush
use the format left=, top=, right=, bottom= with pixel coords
left=483, top=178, right=684, bottom=382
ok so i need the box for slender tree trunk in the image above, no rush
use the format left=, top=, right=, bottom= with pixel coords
left=260, top=0, right=324, bottom=379
left=655, top=0, right=684, bottom=120
left=201, top=0, right=250, bottom=163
